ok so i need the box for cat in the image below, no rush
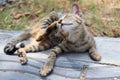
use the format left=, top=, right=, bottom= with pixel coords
left=4, top=3, right=101, bottom=76
left=37, top=12, right=101, bottom=76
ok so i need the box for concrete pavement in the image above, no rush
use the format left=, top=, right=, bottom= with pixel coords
left=0, top=30, right=120, bottom=80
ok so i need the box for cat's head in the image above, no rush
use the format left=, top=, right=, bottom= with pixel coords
left=54, top=13, right=82, bottom=39
left=37, top=3, right=83, bottom=41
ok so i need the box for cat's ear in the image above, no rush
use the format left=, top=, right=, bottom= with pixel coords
left=72, top=3, right=82, bottom=16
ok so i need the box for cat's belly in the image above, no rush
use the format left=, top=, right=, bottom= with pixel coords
left=68, top=41, right=91, bottom=53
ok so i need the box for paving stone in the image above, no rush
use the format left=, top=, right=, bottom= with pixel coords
left=0, top=30, right=120, bottom=80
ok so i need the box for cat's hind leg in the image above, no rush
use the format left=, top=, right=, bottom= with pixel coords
left=4, top=32, right=31, bottom=55
left=17, top=40, right=41, bottom=65
left=17, top=39, right=52, bottom=65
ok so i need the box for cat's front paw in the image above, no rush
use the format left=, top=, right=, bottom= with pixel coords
left=18, top=48, right=28, bottom=65
left=4, top=43, right=16, bottom=55
left=19, top=57, right=28, bottom=65
left=40, top=63, right=53, bottom=77
left=89, top=52, right=101, bottom=61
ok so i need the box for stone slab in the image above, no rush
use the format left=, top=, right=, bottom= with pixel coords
left=0, top=30, right=120, bottom=80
